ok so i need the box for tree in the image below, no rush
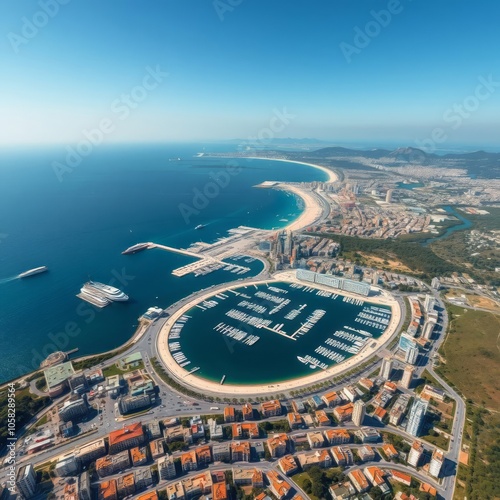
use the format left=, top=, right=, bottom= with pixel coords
left=311, top=481, right=325, bottom=498
left=302, top=478, right=312, bottom=494
left=371, top=486, right=384, bottom=499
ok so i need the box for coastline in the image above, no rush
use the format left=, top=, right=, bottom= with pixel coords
left=156, top=271, right=402, bottom=396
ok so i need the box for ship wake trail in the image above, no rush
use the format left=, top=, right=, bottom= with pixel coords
left=0, top=276, right=18, bottom=284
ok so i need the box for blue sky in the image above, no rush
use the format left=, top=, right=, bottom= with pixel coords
left=1, top=0, right=499, bottom=148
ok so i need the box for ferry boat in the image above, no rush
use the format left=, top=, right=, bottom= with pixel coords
left=195, top=224, right=205, bottom=230
left=19, top=266, right=48, bottom=279
left=122, top=243, right=149, bottom=255
left=84, top=281, right=129, bottom=301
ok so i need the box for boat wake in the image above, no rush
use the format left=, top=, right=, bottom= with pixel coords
left=0, top=276, right=18, bottom=285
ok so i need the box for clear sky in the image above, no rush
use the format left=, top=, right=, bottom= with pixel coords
left=1, top=0, right=499, bottom=148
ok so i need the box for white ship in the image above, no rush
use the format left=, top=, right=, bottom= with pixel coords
left=85, top=281, right=129, bottom=301
left=122, top=243, right=149, bottom=255
left=18, top=266, right=48, bottom=279
left=79, top=286, right=110, bottom=307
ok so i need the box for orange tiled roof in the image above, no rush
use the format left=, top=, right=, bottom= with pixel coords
left=322, top=391, right=339, bottom=403
left=278, top=454, right=297, bottom=473
left=267, top=470, right=291, bottom=497
left=252, top=468, right=263, bottom=484
left=391, top=470, right=412, bottom=485
left=108, top=422, right=143, bottom=447
left=365, top=466, right=385, bottom=486
left=384, top=381, right=398, bottom=392
left=99, top=480, right=117, bottom=500
left=242, top=403, right=253, bottom=417
left=212, top=481, right=228, bottom=500
left=136, top=492, right=158, bottom=500
left=382, top=443, right=398, bottom=457
left=287, top=412, right=302, bottom=425
left=130, top=446, right=146, bottom=463
left=325, top=428, right=350, bottom=440
left=349, top=469, right=368, bottom=489
left=261, top=400, right=281, bottom=411
left=121, top=473, right=135, bottom=487
left=196, top=446, right=212, bottom=461
left=267, top=433, right=288, bottom=451
left=224, top=406, right=235, bottom=418
left=374, top=406, right=387, bottom=419
left=335, top=402, right=354, bottom=415
left=420, top=483, right=437, bottom=496
left=181, top=450, right=197, bottom=466
left=315, top=410, right=330, bottom=424
left=231, top=441, right=250, bottom=454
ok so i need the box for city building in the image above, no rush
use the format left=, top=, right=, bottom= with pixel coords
left=373, top=406, right=387, bottom=423
left=96, top=450, right=130, bottom=478
left=424, top=294, right=436, bottom=312
left=260, top=399, right=281, bottom=417
left=385, top=189, right=394, bottom=203
left=382, top=443, right=399, bottom=460
left=158, top=454, right=177, bottom=480
left=15, top=464, right=37, bottom=499
left=291, top=400, right=306, bottom=413
left=323, top=429, right=351, bottom=446
left=55, top=453, right=79, bottom=477
left=145, top=420, right=162, bottom=439
left=63, top=481, right=78, bottom=500
left=118, top=394, right=151, bottom=415
left=355, top=428, right=381, bottom=443
left=208, top=418, right=224, bottom=440
left=166, top=481, right=185, bottom=500
left=379, top=357, right=393, bottom=380
left=232, top=468, right=264, bottom=488
left=407, top=441, right=424, bottom=467
left=134, top=468, right=153, bottom=490
left=267, top=433, right=289, bottom=457
left=98, top=480, right=118, bottom=500
left=357, top=445, right=376, bottom=461
left=429, top=449, right=444, bottom=477
left=287, top=412, right=303, bottom=429
left=352, top=400, right=366, bottom=426
left=322, top=391, right=341, bottom=407
left=391, top=470, right=412, bottom=487
left=267, top=470, right=292, bottom=500
left=296, top=449, right=332, bottom=469
left=68, top=373, right=89, bottom=392
left=130, top=446, right=148, bottom=466
left=212, top=442, right=231, bottom=462
left=180, top=450, right=198, bottom=472
left=242, top=403, right=253, bottom=420
left=405, top=344, right=419, bottom=365
left=401, top=365, right=414, bottom=389
left=44, top=361, right=75, bottom=397
left=420, top=384, right=446, bottom=402
left=348, top=469, right=369, bottom=493
left=116, top=473, right=135, bottom=498
left=329, top=481, right=356, bottom=500
left=149, top=438, right=165, bottom=460
left=331, top=446, right=353, bottom=466
left=365, top=467, right=390, bottom=495
left=308, top=394, right=325, bottom=409
left=232, top=422, right=259, bottom=439
left=307, top=431, right=325, bottom=449
left=431, top=277, right=441, bottom=290
left=315, top=409, right=330, bottom=426
left=75, top=438, right=107, bottom=465
left=422, top=318, right=436, bottom=340
left=195, top=446, right=212, bottom=467
left=278, top=455, right=299, bottom=476
left=223, top=406, right=235, bottom=423
left=212, top=481, right=228, bottom=500
left=342, top=385, right=359, bottom=403
left=333, top=402, right=354, bottom=422
left=231, top=441, right=251, bottom=462
left=108, top=422, right=145, bottom=454
left=406, top=399, right=428, bottom=437
left=79, top=471, right=91, bottom=500
left=389, top=394, right=412, bottom=426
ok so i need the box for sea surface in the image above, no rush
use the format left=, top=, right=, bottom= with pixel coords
left=0, top=143, right=327, bottom=382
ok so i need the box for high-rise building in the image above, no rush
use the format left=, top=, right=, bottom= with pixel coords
left=379, top=357, right=393, bottom=380
left=405, top=344, right=419, bottom=365
left=400, top=365, right=414, bottom=389
left=407, top=441, right=424, bottom=467
left=422, top=319, right=436, bottom=340
left=424, top=295, right=436, bottom=312
left=352, top=400, right=366, bottom=427
left=16, top=464, right=37, bottom=499
left=406, top=399, right=428, bottom=437
left=385, top=189, right=394, bottom=203
left=431, top=277, right=441, bottom=290
left=372, top=272, right=380, bottom=286
left=429, top=449, right=444, bottom=477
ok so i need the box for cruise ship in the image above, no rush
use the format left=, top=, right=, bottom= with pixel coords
left=18, top=266, right=48, bottom=279
left=84, top=281, right=129, bottom=301
left=79, top=286, right=110, bottom=307
left=122, top=242, right=149, bottom=255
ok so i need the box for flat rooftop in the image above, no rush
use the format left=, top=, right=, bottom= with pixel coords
left=44, top=361, right=75, bottom=388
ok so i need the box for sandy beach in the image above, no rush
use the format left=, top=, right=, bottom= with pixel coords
left=156, top=272, right=402, bottom=396
left=278, top=184, right=325, bottom=232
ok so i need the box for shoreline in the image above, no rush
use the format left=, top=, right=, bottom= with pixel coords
left=156, top=271, right=402, bottom=396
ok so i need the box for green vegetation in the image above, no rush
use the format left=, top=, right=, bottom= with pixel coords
left=34, top=377, right=47, bottom=392
left=102, top=360, right=144, bottom=377
left=258, top=419, right=290, bottom=435
left=311, top=232, right=456, bottom=280
left=435, top=304, right=500, bottom=498
left=421, top=430, right=449, bottom=450
left=292, top=467, right=344, bottom=500
left=437, top=305, right=500, bottom=407
left=0, top=386, right=51, bottom=451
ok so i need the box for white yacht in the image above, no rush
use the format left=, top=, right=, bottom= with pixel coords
left=85, top=281, right=129, bottom=301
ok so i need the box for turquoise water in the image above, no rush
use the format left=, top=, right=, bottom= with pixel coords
left=173, top=281, right=391, bottom=385
left=0, top=144, right=327, bottom=382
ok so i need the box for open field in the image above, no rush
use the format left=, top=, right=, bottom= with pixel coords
left=445, top=291, right=500, bottom=313
left=357, top=252, right=414, bottom=274
left=436, top=305, right=500, bottom=499
left=437, top=305, right=500, bottom=408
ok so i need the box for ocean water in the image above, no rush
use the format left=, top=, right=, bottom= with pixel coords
left=175, top=281, right=391, bottom=385
left=0, top=143, right=327, bottom=382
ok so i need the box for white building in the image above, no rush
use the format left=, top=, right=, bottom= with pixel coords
left=407, top=441, right=424, bottom=467
left=405, top=344, right=419, bottom=365
left=400, top=365, right=414, bottom=389
left=424, top=294, right=436, bottom=312
left=16, top=464, right=37, bottom=499
left=429, top=449, right=444, bottom=477
left=422, top=319, right=437, bottom=340
left=380, top=357, right=393, bottom=380
left=352, top=400, right=366, bottom=427
left=406, top=399, right=428, bottom=437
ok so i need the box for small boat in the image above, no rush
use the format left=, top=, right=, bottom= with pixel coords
left=18, top=266, right=48, bottom=279
left=122, top=242, right=149, bottom=255
left=195, top=224, right=205, bottom=230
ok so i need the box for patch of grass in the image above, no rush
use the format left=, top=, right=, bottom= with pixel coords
left=437, top=305, right=500, bottom=408
left=421, top=432, right=449, bottom=450
left=102, top=361, right=144, bottom=378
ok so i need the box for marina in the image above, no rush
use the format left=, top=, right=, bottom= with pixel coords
left=160, top=277, right=394, bottom=386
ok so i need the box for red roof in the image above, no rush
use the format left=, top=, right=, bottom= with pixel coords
left=108, top=422, right=143, bottom=447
